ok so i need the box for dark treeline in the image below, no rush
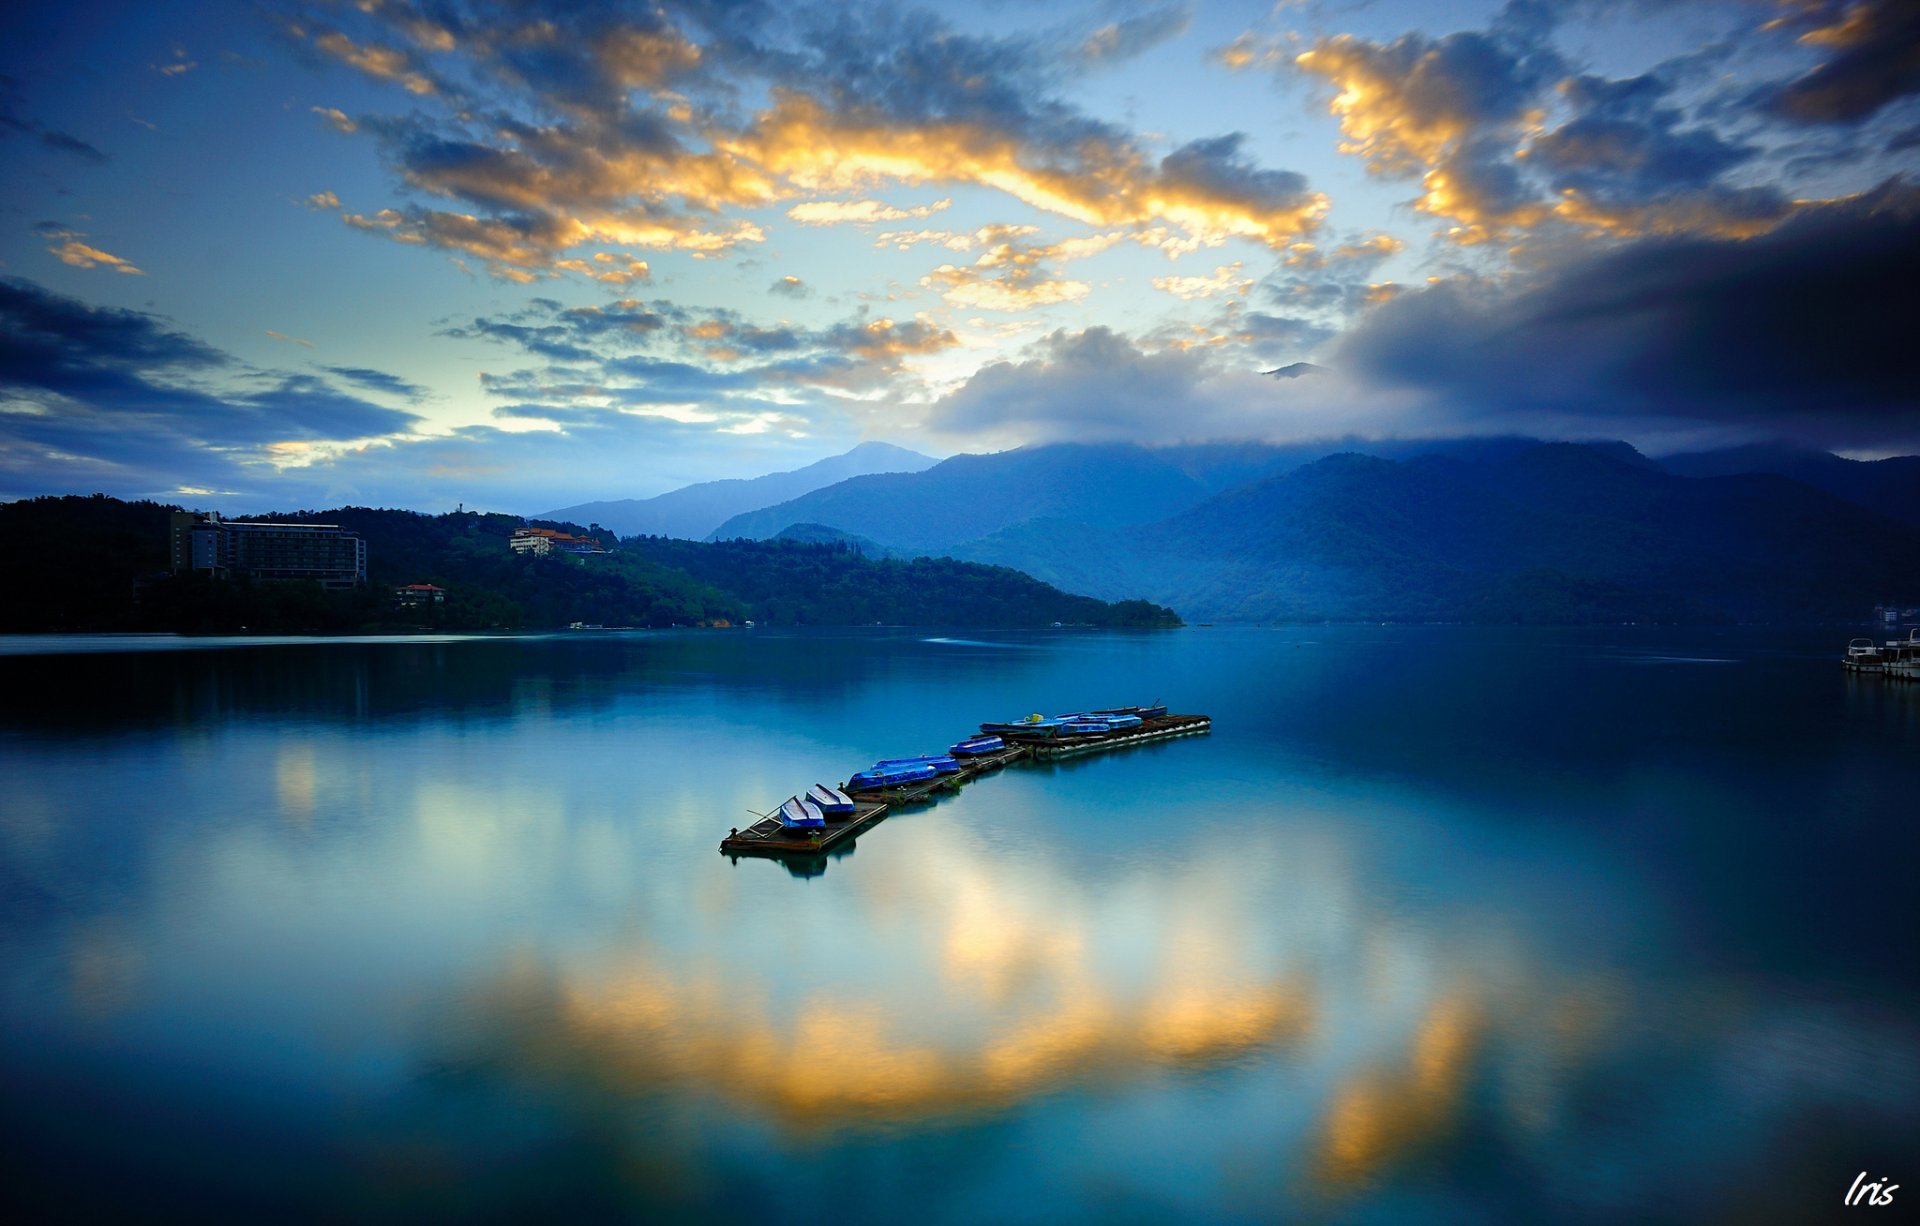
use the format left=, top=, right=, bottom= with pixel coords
left=627, top=535, right=1181, bottom=628
left=0, top=495, right=1179, bottom=632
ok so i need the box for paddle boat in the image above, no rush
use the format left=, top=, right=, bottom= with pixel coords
left=807, top=783, right=856, bottom=817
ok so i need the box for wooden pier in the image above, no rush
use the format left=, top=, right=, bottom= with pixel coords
left=720, top=713, right=1211, bottom=859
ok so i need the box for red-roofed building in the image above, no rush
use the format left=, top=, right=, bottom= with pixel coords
left=393, top=583, right=446, bottom=608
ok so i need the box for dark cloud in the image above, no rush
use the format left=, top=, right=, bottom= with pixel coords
left=0, top=74, right=105, bottom=162
left=1530, top=73, right=1758, bottom=197
left=1333, top=185, right=1920, bottom=449
left=1157, top=135, right=1315, bottom=218
left=1766, top=0, right=1920, bottom=124
left=242, top=374, right=423, bottom=439
left=1237, top=311, right=1336, bottom=357
left=38, top=129, right=105, bottom=162
left=0, top=278, right=421, bottom=502
left=320, top=366, right=430, bottom=400
left=769, top=274, right=810, bottom=298
left=0, top=276, right=224, bottom=394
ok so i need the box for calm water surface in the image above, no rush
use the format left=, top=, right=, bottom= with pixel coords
left=1, top=627, right=1914, bottom=1222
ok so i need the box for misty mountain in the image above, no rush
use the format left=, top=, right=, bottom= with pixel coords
left=952, top=444, right=1920, bottom=622
left=538, top=441, right=936, bottom=539
left=708, top=442, right=1222, bottom=550
left=1658, top=442, right=1920, bottom=529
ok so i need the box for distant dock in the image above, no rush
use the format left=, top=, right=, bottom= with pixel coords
left=719, top=712, right=1211, bottom=859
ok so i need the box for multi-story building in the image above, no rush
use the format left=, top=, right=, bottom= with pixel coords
left=169, top=512, right=367, bottom=589
left=510, top=527, right=605, bottom=556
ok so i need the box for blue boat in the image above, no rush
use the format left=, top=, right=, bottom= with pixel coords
left=778, top=796, right=826, bottom=829
left=846, top=762, right=940, bottom=791
left=874, top=754, right=962, bottom=775
left=807, top=783, right=855, bottom=816
left=949, top=735, right=1005, bottom=756
left=1059, top=719, right=1112, bottom=735
left=979, top=714, right=1069, bottom=736
left=1093, top=713, right=1143, bottom=730
left=1096, top=704, right=1166, bottom=721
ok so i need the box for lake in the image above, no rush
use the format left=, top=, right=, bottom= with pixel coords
left=1, top=626, right=1914, bottom=1222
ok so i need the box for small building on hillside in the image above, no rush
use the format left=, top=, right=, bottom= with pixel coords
left=393, top=583, right=446, bottom=608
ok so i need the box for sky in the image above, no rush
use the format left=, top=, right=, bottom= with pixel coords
left=2, top=0, right=1917, bottom=514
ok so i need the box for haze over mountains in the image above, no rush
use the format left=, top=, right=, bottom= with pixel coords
left=665, top=437, right=1920, bottom=623
left=539, top=441, right=936, bottom=539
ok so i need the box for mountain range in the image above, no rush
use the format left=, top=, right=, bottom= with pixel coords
left=694, top=438, right=1920, bottom=623
left=538, top=440, right=936, bottom=539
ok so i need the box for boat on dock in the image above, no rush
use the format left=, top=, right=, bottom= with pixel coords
left=1059, top=719, right=1113, bottom=735
left=1095, top=704, right=1167, bottom=721
left=979, top=714, right=1067, bottom=736
left=847, top=762, right=941, bottom=792
left=778, top=796, right=826, bottom=829
left=949, top=735, right=1005, bottom=756
left=807, top=783, right=856, bottom=817
left=873, top=754, right=962, bottom=775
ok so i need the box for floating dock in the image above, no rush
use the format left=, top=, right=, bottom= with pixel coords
left=720, top=712, right=1210, bottom=859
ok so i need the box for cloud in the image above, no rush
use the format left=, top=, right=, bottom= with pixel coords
left=786, top=198, right=951, bottom=224
left=769, top=274, right=810, bottom=298
left=0, top=278, right=423, bottom=502
left=731, top=93, right=1326, bottom=248
left=925, top=325, right=1378, bottom=444
left=1076, top=6, right=1192, bottom=66
left=265, top=330, right=315, bottom=348
left=448, top=294, right=956, bottom=427
left=1332, top=184, right=1920, bottom=450
left=312, top=30, right=439, bottom=96
left=311, top=106, right=358, bottom=135
left=918, top=228, right=1124, bottom=310
left=1, top=77, right=106, bottom=162
left=321, top=365, right=428, bottom=400
left=1153, top=263, right=1253, bottom=300
left=1290, top=26, right=1563, bottom=242
left=1764, top=0, right=1920, bottom=124
left=43, top=229, right=145, bottom=275
left=39, top=130, right=106, bottom=161
left=1279, top=11, right=1862, bottom=244
left=297, top=0, right=1326, bottom=287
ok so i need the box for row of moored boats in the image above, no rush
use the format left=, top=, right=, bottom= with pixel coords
left=977, top=703, right=1168, bottom=740
left=771, top=703, right=1169, bottom=830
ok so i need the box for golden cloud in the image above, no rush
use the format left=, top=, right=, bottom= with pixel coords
left=787, top=198, right=953, bottom=225
left=314, top=31, right=437, bottom=95
left=729, top=91, right=1325, bottom=250
left=49, top=238, right=145, bottom=276
left=1153, top=262, right=1253, bottom=300
left=918, top=229, right=1122, bottom=311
